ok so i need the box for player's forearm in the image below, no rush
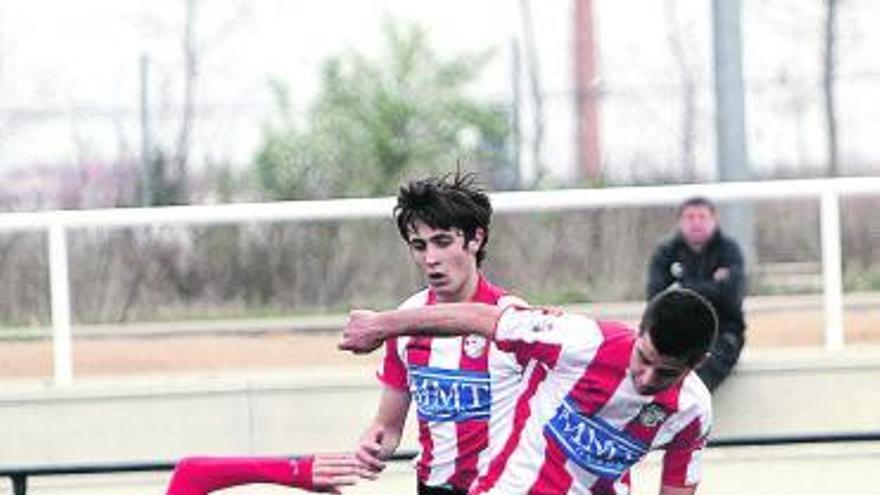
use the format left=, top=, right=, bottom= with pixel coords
left=378, top=303, right=503, bottom=340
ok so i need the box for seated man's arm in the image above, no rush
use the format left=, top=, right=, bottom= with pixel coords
left=682, top=241, right=746, bottom=313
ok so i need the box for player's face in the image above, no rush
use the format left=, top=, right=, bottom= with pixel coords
left=629, top=333, right=691, bottom=395
left=679, top=205, right=718, bottom=249
left=406, top=221, right=483, bottom=303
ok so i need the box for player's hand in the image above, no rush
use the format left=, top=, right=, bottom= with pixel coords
left=309, top=453, right=361, bottom=494
left=713, top=267, right=730, bottom=282
left=338, top=310, right=385, bottom=354
left=354, top=428, right=387, bottom=478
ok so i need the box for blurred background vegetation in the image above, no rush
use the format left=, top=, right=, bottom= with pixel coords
left=0, top=4, right=878, bottom=329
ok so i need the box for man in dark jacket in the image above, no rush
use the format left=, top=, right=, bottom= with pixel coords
left=647, top=196, right=746, bottom=391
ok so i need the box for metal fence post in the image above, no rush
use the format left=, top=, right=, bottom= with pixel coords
left=48, top=223, right=74, bottom=384
left=11, top=474, right=27, bottom=495
left=820, top=188, right=845, bottom=350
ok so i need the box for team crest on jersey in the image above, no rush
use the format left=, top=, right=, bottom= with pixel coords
left=463, top=334, right=487, bottom=358
left=637, top=403, right=669, bottom=428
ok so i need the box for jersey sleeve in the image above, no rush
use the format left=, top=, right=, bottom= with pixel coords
left=376, top=337, right=408, bottom=390
left=493, top=308, right=603, bottom=372
left=660, top=413, right=710, bottom=487
left=165, top=456, right=313, bottom=495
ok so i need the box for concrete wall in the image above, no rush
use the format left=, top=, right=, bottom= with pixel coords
left=712, top=346, right=880, bottom=436
left=0, top=368, right=415, bottom=464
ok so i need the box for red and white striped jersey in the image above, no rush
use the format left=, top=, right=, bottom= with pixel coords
left=377, top=274, right=528, bottom=492
left=472, top=308, right=712, bottom=495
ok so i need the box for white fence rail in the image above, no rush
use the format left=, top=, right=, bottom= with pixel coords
left=1, top=176, right=879, bottom=384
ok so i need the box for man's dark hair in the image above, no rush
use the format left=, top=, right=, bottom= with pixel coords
left=640, top=287, right=718, bottom=366
left=394, top=171, right=492, bottom=266
left=677, top=196, right=717, bottom=215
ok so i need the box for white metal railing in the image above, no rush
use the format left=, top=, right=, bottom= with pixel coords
left=1, top=176, right=879, bottom=384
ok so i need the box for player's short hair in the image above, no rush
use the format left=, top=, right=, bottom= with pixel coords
left=395, top=170, right=492, bottom=266
left=640, top=287, right=718, bottom=367
left=678, top=196, right=717, bottom=215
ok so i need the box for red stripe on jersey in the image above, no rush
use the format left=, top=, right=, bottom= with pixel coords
left=566, top=322, right=634, bottom=415
left=661, top=416, right=703, bottom=487
left=377, top=338, right=407, bottom=390
left=589, top=472, right=631, bottom=495
left=527, top=432, right=573, bottom=495
left=589, top=477, right=618, bottom=495
left=474, top=364, right=548, bottom=494
left=473, top=276, right=505, bottom=304
left=448, top=420, right=488, bottom=490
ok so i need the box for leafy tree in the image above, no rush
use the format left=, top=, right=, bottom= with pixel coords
left=255, top=20, right=510, bottom=200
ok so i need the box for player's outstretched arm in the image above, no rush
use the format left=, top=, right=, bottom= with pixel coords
left=338, top=304, right=504, bottom=354
left=165, top=454, right=359, bottom=495
left=310, top=454, right=361, bottom=494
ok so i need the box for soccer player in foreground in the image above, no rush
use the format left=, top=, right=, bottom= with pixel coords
left=354, top=171, right=529, bottom=495
left=165, top=454, right=364, bottom=495
left=340, top=287, right=717, bottom=495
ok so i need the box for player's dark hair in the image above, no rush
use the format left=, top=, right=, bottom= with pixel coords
left=640, top=287, right=718, bottom=367
left=394, top=170, right=492, bottom=266
left=678, top=196, right=717, bottom=215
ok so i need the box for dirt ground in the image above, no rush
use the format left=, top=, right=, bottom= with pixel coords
left=1, top=304, right=879, bottom=379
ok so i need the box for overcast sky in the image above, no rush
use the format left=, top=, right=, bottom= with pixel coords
left=1, top=0, right=877, bottom=182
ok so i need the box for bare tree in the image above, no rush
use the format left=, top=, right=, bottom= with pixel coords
left=165, top=0, right=198, bottom=204
left=821, top=0, right=839, bottom=176
left=142, top=0, right=253, bottom=205
left=517, top=0, right=546, bottom=186
left=665, top=0, right=698, bottom=180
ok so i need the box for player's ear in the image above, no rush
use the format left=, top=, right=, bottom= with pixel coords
left=467, top=228, right=486, bottom=253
